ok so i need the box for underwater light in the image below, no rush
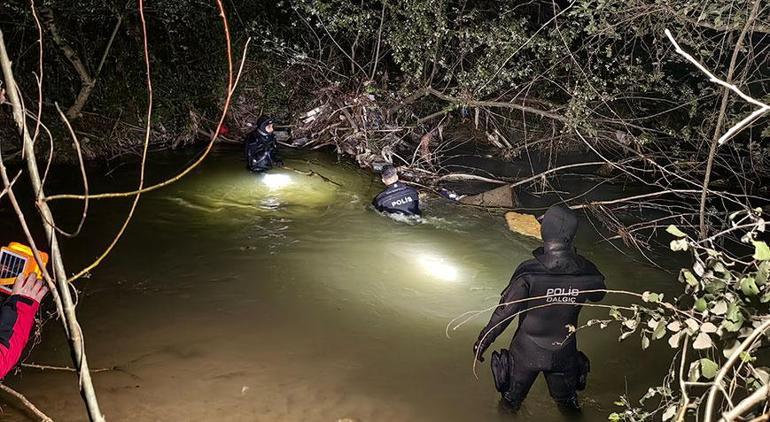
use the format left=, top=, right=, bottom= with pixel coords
left=418, top=254, right=459, bottom=282
left=262, top=173, right=293, bottom=190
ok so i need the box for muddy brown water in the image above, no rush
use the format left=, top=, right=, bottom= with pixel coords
left=0, top=149, right=679, bottom=421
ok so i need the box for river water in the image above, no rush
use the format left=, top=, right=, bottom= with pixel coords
left=1, top=149, right=679, bottom=421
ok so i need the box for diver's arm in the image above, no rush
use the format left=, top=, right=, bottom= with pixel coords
left=269, top=140, right=283, bottom=166
left=587, top=274, right=607, bottom=302
left=372, top=191, right=388, bottom=212
left=474, top=277, right=529, bottom=361
left=243, top=137, right=252, bottom=161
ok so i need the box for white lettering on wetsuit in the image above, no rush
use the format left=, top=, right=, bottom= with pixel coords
left=545, top=287, right=580, bottom=303
left=391, top=196, right=414, bottom=207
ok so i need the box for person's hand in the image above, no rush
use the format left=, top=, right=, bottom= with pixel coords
left=473, top=339, right=488, bottom=362
left=12, top=273, right=49, bottom=303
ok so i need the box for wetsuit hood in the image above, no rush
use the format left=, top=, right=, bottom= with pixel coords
left=536, top=205, right=581, bottom=272
left=256, top=116, right=274, bottom=136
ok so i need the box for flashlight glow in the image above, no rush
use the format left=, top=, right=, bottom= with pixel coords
left=418, top=254, right=459, bottom=282
left=262, top=173, right=293, bottom=190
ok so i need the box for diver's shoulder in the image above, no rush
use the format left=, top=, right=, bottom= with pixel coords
left=576, top=255, right=603, bottom=276
left=512, top=259, right=545, bottom=279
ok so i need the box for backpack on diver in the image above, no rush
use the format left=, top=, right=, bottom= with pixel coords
left=577, top=351, right=590, bottom=391
left=490, top=349, right=512, bottom=393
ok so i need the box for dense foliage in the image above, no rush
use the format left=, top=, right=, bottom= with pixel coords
left=2, top=2, right=770, bottom=418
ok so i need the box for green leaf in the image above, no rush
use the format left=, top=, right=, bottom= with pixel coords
left=694, top=297, right=707, bottom=312
left=641, top=335, right=650, bottom=350
left=666, top=225, right=687, bottom=238
left=713, top=261, right=727, bottom=274
left=740, top=277, right=760, bottom=296
left=642, top=291, right=660, bottom=303
left=668, top=331, right=683, bottom=348
left=662, top=405, right=677, bottom=421
left=723, top=305, right=744, bottom=332
left=761, top=291, right=770, bottom=303
left=693, top=332, right=713, bottom=349
left=700, top=358, right=719, bottom=379
left=723, top=340, right=740, bottom=358
left=705, top=280, right=726, bottom=294
left=682, top=270, right=698, bottom=287
left=653, top=320, right=667, bottom=339
left=723, top=319, right=744, bottom=332
left=711, top=300, right=727, bottom=315
left=609, top=306, right=622, bottom=320
left=670, top=239, right=689, bottom=251
left=756, top=262, right=770, bottom=286
left=753, top=241, right=770, bottom=261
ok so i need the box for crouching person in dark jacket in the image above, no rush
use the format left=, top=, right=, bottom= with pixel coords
left=473, top=205, right=606, bottom=413
left=372, top=165, right=421, bottom=217
left=244, top=116, right=283, bottom=172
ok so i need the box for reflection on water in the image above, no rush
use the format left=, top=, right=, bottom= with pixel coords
left=3, top=149, right=677, bottom=421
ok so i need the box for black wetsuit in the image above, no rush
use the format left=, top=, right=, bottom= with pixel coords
left=475, top=205, right=605, bottom=410
left=244, top=130, right=281, bottom=172
left=372, top=182, right=421, bottom=216
left=479, top=248, right=605, bottom=405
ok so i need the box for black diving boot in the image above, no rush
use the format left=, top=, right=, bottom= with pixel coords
left=501, top=391, right=524, bottom=412
left=555, top=395, right=582, bottom=417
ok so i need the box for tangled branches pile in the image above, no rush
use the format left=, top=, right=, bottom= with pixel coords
left=256, top=0, right=770, bottom=247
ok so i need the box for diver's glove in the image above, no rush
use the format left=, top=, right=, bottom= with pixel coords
left=473, top=337, right=490, bottom=362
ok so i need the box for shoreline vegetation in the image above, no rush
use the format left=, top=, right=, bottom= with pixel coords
left=1, top=0, right=770, bottom=420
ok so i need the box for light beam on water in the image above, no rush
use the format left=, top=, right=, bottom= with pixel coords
left=417, top=253, right=460, bottom=282
left=261, top=173, right=293, bottom=190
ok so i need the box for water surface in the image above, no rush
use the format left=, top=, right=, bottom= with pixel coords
left=2, top=149, right=677, bottom=421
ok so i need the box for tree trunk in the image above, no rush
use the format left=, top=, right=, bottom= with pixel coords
left=0, top=29, right=105, bottom=422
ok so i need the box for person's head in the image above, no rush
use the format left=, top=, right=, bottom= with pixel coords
left=381, top=165, right=399, bottom=185
left=539, top=204, right=578, bottom=251
left=256, top=116, right=274, bottom=134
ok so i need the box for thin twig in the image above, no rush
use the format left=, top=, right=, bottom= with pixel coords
left=705, top=319, right=770, bottom=421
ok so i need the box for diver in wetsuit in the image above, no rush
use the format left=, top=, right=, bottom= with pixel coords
left=372, top=166, right=421, bottom=217
left=244, top=116, right=283, bottom=172
left=473, top=205, right=606, bottom=412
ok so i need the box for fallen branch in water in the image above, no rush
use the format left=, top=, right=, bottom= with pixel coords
left=435, top=173, right=509, bottom=184
left=0, top=384, right=53, bottom=422
left=284, top=165, right=343, bottom=187
left=21, top=363, right=115, bottom=373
